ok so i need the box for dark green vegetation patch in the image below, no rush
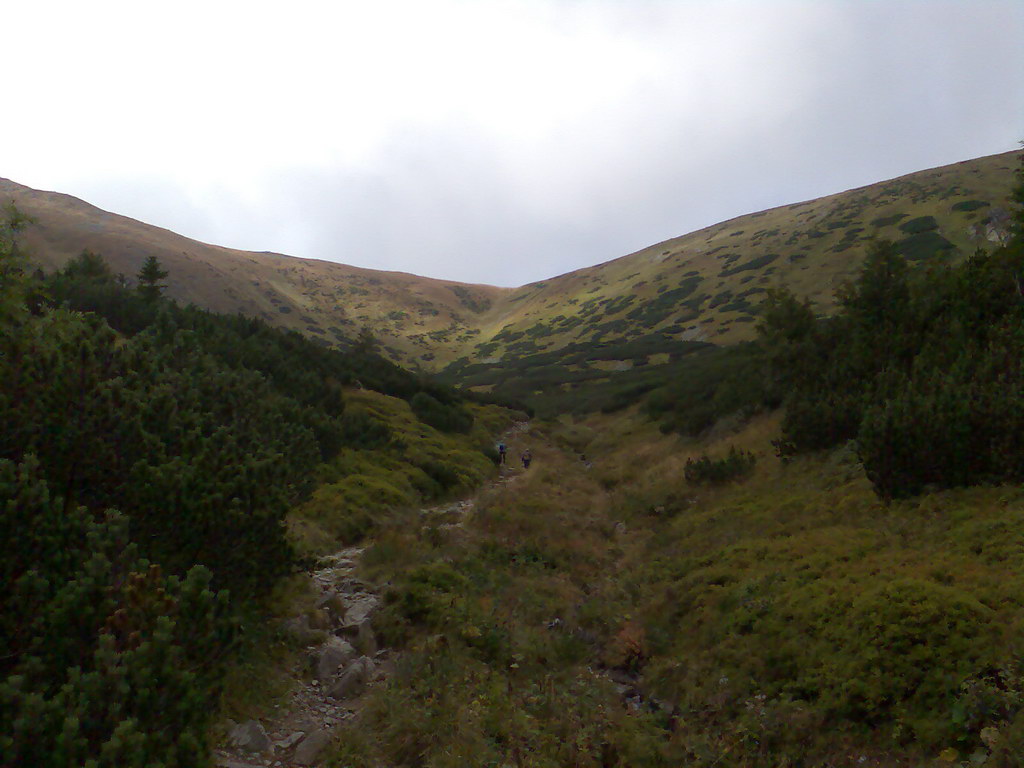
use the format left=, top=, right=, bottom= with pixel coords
left=898, top=215, right=939, bottom=234
left=0, top=223, right=494, bottom=766
left=443, top=332, right=711, bottom=417
left=896, top=230, right=957, bottom=261
left=719, top=253, right=779, bottom=277
left=871, top=212, right=908, bottom=227
left=951, top=199, right=990, bottom=212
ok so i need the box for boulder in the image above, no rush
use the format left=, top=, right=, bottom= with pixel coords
left=227, top=719, right=271, bottom=753
left=341, top=594, right=380, bottom=627
left=292, top=728, right=332, bottom=766
left=338, top=593, right=380, bottom=654
left=274, top=731, right=306, bottom=752
left=326, top=655, right=374, bottom=700
left=315, top=636, right=357, bottom=682
left=336, top=576, right=374, bottom=594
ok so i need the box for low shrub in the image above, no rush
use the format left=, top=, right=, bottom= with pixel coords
left=410, top=392, right=474, bottom=433
left=951, top=200, right=990, bottom=213
left=684, top=447, right=757, bottom=484
left=899, top=215, right=939, bottom=234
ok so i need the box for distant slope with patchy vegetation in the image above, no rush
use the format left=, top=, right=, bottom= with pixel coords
left=0, top=176, right=505, bottom=367
left=3, top=150, right=1020, bottom=397
left=438, top=149, right=1021, bottom=411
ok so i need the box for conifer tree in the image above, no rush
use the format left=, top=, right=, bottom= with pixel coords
left=0, top=203, right=32, bottom=327
left=755, top=286, right=819, bottom=395
left=136, top=255, right=168, bottom=301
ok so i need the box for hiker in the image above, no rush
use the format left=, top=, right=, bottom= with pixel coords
left=521, top=448, right=532, bottom=469
left=497, top=442, right=507, bottom=464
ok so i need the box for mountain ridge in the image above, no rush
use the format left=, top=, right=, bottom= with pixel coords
left=3, top=149, right=1020, bottom=375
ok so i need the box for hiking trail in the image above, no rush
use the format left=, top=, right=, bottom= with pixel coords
left=214, top=421, right=531, bottom=768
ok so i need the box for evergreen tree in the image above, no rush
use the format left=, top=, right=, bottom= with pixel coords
left=0, top=203, right=32, bottom=327
left=755, top=287, right=820, bottom=397
left=136, top=255, right=168, bottom=301
left=62, top=249, right=115, bottom=283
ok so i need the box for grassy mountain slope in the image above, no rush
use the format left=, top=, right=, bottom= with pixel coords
left=3, top=150, right=1019, bottom=382
left=479, top=151, right=1018, bottom=352
left=0, top=177, right=505, bottom=366
left=441, top=150, right=1021, bottom=407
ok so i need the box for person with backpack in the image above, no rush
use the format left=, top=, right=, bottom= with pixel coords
left=521, top=448, right=532, bottom=469
left=497, top=442, right=507, bottom=465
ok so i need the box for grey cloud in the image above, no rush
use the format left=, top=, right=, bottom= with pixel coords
left=45, top=2, right=1024, bottom=290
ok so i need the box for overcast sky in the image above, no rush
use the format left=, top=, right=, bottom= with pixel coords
left=4, top=1, right=1022, bottom=286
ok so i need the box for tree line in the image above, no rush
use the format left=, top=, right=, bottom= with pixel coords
left=650, top=153, right=1024, bottom=499
left=759, top=161, right=1024, bottom=497
left=0, top=213, right=477, bottom=766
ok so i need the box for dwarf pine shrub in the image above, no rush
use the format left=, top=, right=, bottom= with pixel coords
left=684, top=447, right=757, bottom=485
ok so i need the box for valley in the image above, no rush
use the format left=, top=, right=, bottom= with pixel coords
left=3, top=147, right=1024, bottom=767
left=3, top=150, right=1019, bottom=387
left=215, top=404, right=1024, bottom=767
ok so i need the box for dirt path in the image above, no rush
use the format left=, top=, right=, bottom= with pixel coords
left=214, top=422, right=530, bottom=768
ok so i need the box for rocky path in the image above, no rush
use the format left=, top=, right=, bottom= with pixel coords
left=213, top=546, right=385, bottom=768
left=214, top=422, right=530, bottom=768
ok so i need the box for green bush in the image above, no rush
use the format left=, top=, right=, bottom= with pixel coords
left=0, top=458, right=233, bottom=768
left=899, top=215, right=939, bottom=234
left=339, top=408, right=392, bottom=449
left=822, top=579, right=997, bottom=731
left=719, top=253, right=779, bottom=277
left=857, top=328, right=1024, bottom=498
left=763, top=192, right=1024, bottom=498
left=410, top=392, right=474, bottom=433
left=416, top=459, right=462, bottom=494
left=871, top=212, right=908, bottom=227
left=895, top=230, right=956, bottom=261
left=684, top=447, right=757, bottom=485
left=951, top=200, right=990, bottom=213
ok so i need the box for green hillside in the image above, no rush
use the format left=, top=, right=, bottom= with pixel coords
left=0, top=225, right=519, bottom=766
left=3, top=151, right=1020, bottom=383
left=3, top=148, right=1024, bottom=767
left=306, top=154, right=1024, bottom=766
left=439, top=150, right=1021, bottom=413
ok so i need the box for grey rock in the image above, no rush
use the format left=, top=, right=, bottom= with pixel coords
left=315, top=636, right=357, bottom=682
left=292, top=728, right=332, bottom=766
left=227, top=719, right=272, bottom=753
left=338, top=615, right=377, bottom=656
left=274, top=731, right=305, bottom=752
left=326, top=655, right=374, bottom=700
left=336, top=577, right=371, bottom=595
left=342, top=594, right=380, bottom=626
